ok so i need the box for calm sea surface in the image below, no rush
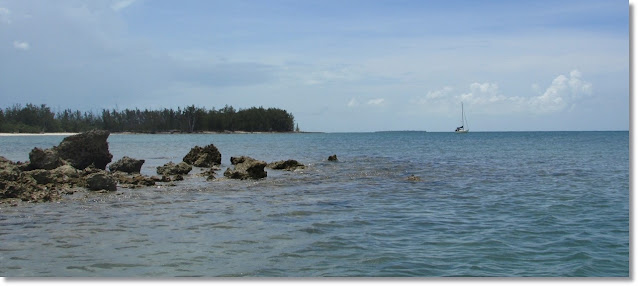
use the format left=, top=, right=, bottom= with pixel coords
left=0, top=131, right=629, bottom=277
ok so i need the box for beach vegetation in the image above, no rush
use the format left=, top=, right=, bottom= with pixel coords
left=0, top=103, right=295, bottom=133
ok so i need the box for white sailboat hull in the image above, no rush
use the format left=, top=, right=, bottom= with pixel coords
left=454, top=129, right=469, bottom=134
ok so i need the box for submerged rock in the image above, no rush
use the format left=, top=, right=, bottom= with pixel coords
left=54, top=130, right=113, bottom=170
left=407, top=175, right=422, bottom=182
left=183, top=144, right=222, bottom=167
left=328, top=154, right=338, bottom=161
left=109, top=156, right=145, bottom=174
left=157, top=161, right=192, bottom=176
left=199, top=167, right=220, bottom=181
left=267, top=159, right=305, bottom=171
left=112, top=171, right=156, bottom=188
left=224, top=156, right=267, bottom=180
left=156, top=175, right=172, bottom=183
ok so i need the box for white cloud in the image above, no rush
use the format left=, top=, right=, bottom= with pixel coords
left=413, top=70, right=592, bottom=115
left=304, top=79, right=322, bottom=85
left=0, top=1, right=618, bottom=132
left=412, top=86, right=455, bottom=111
left=531, top=83, right=542, bottom=94
left=367, top=98, right=385, bottom=105
left=347, top=98, right=359, bottom=107
left=111, top=0, right=137, bottom=12
left=470, top=82, right=498, bottom=95
left=530, top=69, right=592, bottom=113
left=347, top=97, right=386, bottom=107
left=461, top=82, right=509, bottom=105
left=0, top=7, right=10, bottom=24
left=426, top=86, right=454, bottom=100
left=303, top=65, right=363, bottom=85
left=13, top=40, right=29, bottom=50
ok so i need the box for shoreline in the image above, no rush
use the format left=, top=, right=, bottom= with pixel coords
left=0, top=131, right=323, bottom=136
left=112, top=131, right=324, bottom=135
left=0, top=132, right=80, bottom=136
left=0, top=130, right=627, bottom=136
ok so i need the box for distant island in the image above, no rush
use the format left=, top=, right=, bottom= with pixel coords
left=0, top=103, right=296, bottom=134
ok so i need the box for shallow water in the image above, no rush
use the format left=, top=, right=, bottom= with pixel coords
left=0, top=131, right=629, bottom=276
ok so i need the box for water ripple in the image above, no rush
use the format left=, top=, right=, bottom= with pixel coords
left=0, top=132, right=629, bottom=277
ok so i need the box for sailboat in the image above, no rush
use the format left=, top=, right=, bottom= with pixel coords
left=454, top=102, right=469, bottom=133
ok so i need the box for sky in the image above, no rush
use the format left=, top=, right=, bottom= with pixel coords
left=0, top=0, right=629, bottom=132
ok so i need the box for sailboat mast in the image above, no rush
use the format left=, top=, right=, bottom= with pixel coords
left=455, top=102, right=469, bottom=133
left=461, top=102, right=464, bottom=126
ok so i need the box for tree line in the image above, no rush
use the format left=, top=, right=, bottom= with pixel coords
left=0, top=103, right=296, bottom=133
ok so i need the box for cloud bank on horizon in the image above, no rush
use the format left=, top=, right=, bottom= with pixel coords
left=408, top=69, right=593, bottom=115
left=0, top=0, right=629, bottom=131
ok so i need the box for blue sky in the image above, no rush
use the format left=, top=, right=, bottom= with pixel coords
left=0, top=0, right=629, bottom=132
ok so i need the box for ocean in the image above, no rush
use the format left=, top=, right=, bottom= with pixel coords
left=0, top=131, right=630, bottom=277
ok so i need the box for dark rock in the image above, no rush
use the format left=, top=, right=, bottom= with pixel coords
left=407, top=175, right=422, bottom=182
left=157, top=161, right=192, bottom=176
left=183, top=144, right=222, bottom=167
left=53, top=164, right=81, bottom=180
left=25, top=164, right=82, bottom=187
left=18, top=188, right=59, bottom=202
left=160, top=175, right=173, bottom=182
left=84, top=171, right=117, bottom=192
left=0, top=157, right=21, bottom=183
left=0, top=157, right=67, bottom=202
left=2, top=152, right=126, bottom=202
left=27, top=148, right=63, bottom=170
left=328, top=154, right=338, bottom=161
left=3, top=178, right=59, bottom=202
left=267, top=160, right=305, bottom=171
left=15, top=161, right=31, bottom=172
left=152, top=175, right=170, bottom=182
left=82, top=166, right=103, bottom=176
left=0, top=162, right=59, bottom=202
left=52, top=164, right=83, bottom=187
left=112, top=171, right=155, bottom=188
left=109, top=156, right=145, bottom=174
left=224, top=156, right=267, bottom=180
left=25, top=169, right=55, bottom=185
left=133, top=175, right=155, bottom=186
left=1, top=176, right=30, bottom=199
left=229, top=156, right=249, bottom=165
left=55, top=130, right=113, bottom=170
left=200, top=168, right=218, bottom=181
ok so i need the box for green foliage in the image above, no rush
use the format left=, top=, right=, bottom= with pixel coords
left=0, top=104, right=295, bottom=133
left=1, top=104, right=60, bottom=133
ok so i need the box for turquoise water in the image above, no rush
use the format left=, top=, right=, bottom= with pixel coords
left=0, top=131, right=630, bottom=276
